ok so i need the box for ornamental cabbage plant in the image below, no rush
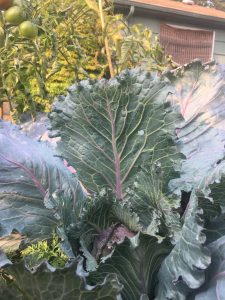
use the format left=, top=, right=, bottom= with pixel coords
left=1, top=60, right=225, bottom=299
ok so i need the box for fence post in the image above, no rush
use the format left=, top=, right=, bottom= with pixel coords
left=0, top=101, right=11, bottom=121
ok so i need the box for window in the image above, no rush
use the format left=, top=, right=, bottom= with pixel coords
left=160, top=24, right=214, bottom=65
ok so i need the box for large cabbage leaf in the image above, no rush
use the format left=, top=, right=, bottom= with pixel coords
left=129, top=167, right=181, bottom=242
left=196, top=164, right=225, bottom=230
left=155, top=192, right=211, bottom=300
left=166, top=60, right=225, bottom=121
left=0, top=282, right=18, bottom=300
left=0, top=258, right=122, bottom=300
left=88, top=233, right=170, bottom=300
left=167, top=61, right=225, bottom=196
left=0, top=121, right=86, bottom=244
left=194, top=235, right=225, bottom=300
left=205, top=214, right=225, bottom=244
left=49, top=69, right=183, bottom=199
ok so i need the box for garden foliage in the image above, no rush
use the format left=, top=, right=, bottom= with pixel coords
left=0, top=0, right=171, bottom=120
left=1, top=60, right=225, bottom=299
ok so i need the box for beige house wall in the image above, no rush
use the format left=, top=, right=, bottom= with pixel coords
left=128, top=15, right=225, bottom=63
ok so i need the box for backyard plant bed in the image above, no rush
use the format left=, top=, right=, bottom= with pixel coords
left=1, top=60, right=225, bottom=299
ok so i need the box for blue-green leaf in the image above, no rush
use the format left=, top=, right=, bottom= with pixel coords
left=49, top=69, right=183, bottom=199
left=1, top=259, right=122, bottom=300
left=89, top=233, right=170, bottom=300
left=0, top=121, right=86, bottom=245
left=156, top=192, right=211, bottom=300
left=194, top=235, right=225, bottom=300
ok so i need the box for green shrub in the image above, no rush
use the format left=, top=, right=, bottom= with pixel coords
left=21, top=234, right=68, bottom=268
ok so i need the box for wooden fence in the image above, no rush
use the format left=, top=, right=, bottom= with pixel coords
left=0, top=101, right=11, bottom=121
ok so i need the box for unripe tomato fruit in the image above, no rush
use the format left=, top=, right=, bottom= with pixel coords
left=19, top=21, right=38, bottom=39
left=0, top=0, right=13, bottom=10
left=4, top=6, right=26, bottom=25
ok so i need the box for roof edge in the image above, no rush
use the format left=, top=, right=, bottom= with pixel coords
left=114, top=0, right=225, bottom=25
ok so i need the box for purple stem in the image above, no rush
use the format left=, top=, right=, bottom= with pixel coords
left=106, top=102, right=122, bottom=199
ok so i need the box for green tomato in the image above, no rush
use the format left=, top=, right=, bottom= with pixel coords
left=4, top=6, right=26, bottom=25
left=19, top=21, right=38, bottom=39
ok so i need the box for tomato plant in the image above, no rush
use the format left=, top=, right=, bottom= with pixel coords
left=0, top=0, right=103, bottom=120
left=0, top=0, right=172, bottom=121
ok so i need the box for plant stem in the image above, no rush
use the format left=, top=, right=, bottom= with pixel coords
left=98, top=0, right=114, bottom=78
